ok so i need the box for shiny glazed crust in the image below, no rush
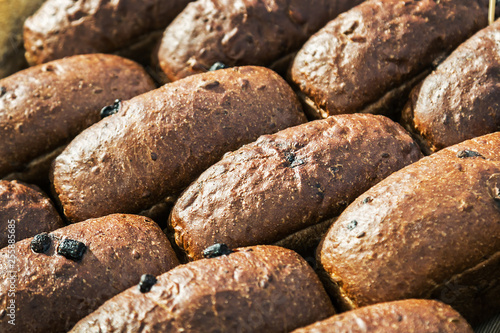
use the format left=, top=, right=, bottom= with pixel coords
left=401, top=19, right=500, bottom=154
left=51, top=66, right=306, bottom=223
left=0, top=214, right=179, bottom=333
left=170, top=114, right=422, bottom=260
left=70, top=245, right=334, bottom=333
left=23, top=0, right=192, bottom=65
left=291, top=0, right=489, bottom=117
left=318, top=132, right=500, bottom=324
left=291, top=299, right=473, bottom=333
left=0, top=180, right=64, bottom=249
left=157, top=0, right=364, bottom=81
left=0, top=53, right=155, bottom=179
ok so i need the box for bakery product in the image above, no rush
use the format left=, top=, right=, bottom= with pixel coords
left=318, top=131, right=500, bottom=324
left=290, top=299, right=473, bottom=333
left=291, top=0, right=491, bottom=118
left=0, top=180, right=64, bottom=249
left=0, top=53, right=155, bottom=185
left=51, top=66, right=306, bottom=223
left=156, top=0, right=364, bottom=81
left=69, top=245, right=334, bottom=332
left=0, top=0, right=45, bottom=78
left=170, top=114, right=422, bottom=261
left=401, top=19, right=500, bottom=154
left=23, top=0, right=193, bottom=65
left=0, top=214, right=179, bottom=333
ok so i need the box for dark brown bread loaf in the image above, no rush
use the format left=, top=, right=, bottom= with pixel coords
left=70, top=245, right=334, bottom=333
left=0, top=53, right=155, bottom=185
left=170, top=114, right=422, bottom=261
left=52, top=66, right=306, bottom=223
left=157, top=0, right=364, bottom=81
left=401, top=19, right=500, bottom=154
left=0, top=180, right=64, bottom=249
left=291, top=0, right=491, bottom=118
left=23, top=0, right=193, bottom=65
left=318, top=132, right=500, bottom=324
left=0, top=214, right=179, bottom=333
left=291, top=299, right=473, bottom=333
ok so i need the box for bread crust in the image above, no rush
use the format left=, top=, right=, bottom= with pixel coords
left=0, top=54, right=155, bottom=182
left=291, top=0, right=490, bottom=117
left=401, top=19, right=500, bottom=154
left=318, top=132, right=500, bottom=324
left=23, top=0, right=192, bottom=65
left=51, top=66, right=306, bottom=223
left=0, top=180, right=64, bottom=249
left=170, top=114, right=422, bottom=260
left=157, top=0, right=364, bottom=81
left=69, top=245, right=334, bottom=333
left=291, top=299, right=473, bottom=333
left=0, top=214, right=179, bottom=333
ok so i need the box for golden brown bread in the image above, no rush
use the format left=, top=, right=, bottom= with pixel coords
left=70, top=245, right=334, bottom=333
left=170, top=114, right=422, bottom=260
left=0, top=180, right=64, bottom=249
left=401, top=19, right=500, bottom=154
left=318, top=132, right=500, bottom=324
left=290, top=0, right=491, bottom=118
left=0, top=53, right=155, bottom=185
left=0, top=214, right=179, bottom=333
left=291, top=299, right=473, bottom=333
left=51, top=66, right=306, bottom=223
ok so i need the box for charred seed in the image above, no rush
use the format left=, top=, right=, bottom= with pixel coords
left=57, top=238, right=87, bottom=261
left=456, top=150, right=484, bottom=159
left=209, top=62, right=229, bottom=71
left=138, top=274, right=157, bottom=293
left=203, top=243, right=232, bottom=258
left=100, top=99, right=121, bottom=118
left=151, top=152, right=158, bottom=161
left=31, top=233, right=52, bottom=253
left=381, top=153, right=390, bottom=158
left=347, top=220, right=358, bottom=231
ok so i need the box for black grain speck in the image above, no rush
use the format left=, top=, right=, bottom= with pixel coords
left=31, top=233, right=52, bottom=253
left=362, top=197, right=372, bottom=204
left=381, top=153, right=390, bottom=158
left=151, top=152, right=158, bottom=161
left=138, top=274, right=157, bottom=293
left=0, top=86, right=6, bottom=97
left=209, top=62, right=229, bottom=71
left=100, top=99, right=121, bottom=118
left=347, top=220, right=358, bottom=231
left=456, top=150, right=484, bottom=159
left=284, top=151, right=305, bottom=168
left=203, top=243, right=232, bottom=258
left=57, top=238, right=86, bottom=261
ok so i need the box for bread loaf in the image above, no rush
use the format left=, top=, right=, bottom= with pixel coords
left=318, top=132, right=500, bottom=324
left=170, top=114, right=422, bottom=260
left=0, top=214, right=179, bottom=333
left=70, top=245, right=334, bottom=333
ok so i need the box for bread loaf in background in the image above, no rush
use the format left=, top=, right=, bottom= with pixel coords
left=0, top=53, right=155, bottom=186
left=318, top=132, right=500, bottom=324
left=23, top=0, right=193, bottom=65
left=170, top=114, right=422, bottom=261
left=51, top=66, right=306, bottom=223
left=156, top=0, right=364, bottom=81
left=70, top=245, right=334, bottom=333
left=401, top=19, right=500, bottom=154
left=0, top=214, right=179, bottom=333
left=291, top=0, right=492, bottom=118
left=0, top=180, right=64, bottom=249
left=291, top=299, right=473, bottom=333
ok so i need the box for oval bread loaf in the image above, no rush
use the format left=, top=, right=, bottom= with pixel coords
left=0, top=214, right=179, bottom=333
left=157, top=0, right=364, bottom=81
left=291, top=299, right=473, bottom=333
left=0, top=180, right=64, bottom=249
left=23, top=0, right=193, bottom=65
left=51, top=66, right=306, bottom=223
left=318, top=132, right=500, bottom=324
left=0, top=53, right=155, bottom=184
left=170, top=114, right=422, bottom=260
left=70, top=245, right=334, bottom=333
left=401, top=19, right=500, bottom=154
left=291, top=0, right=491, bottom=118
